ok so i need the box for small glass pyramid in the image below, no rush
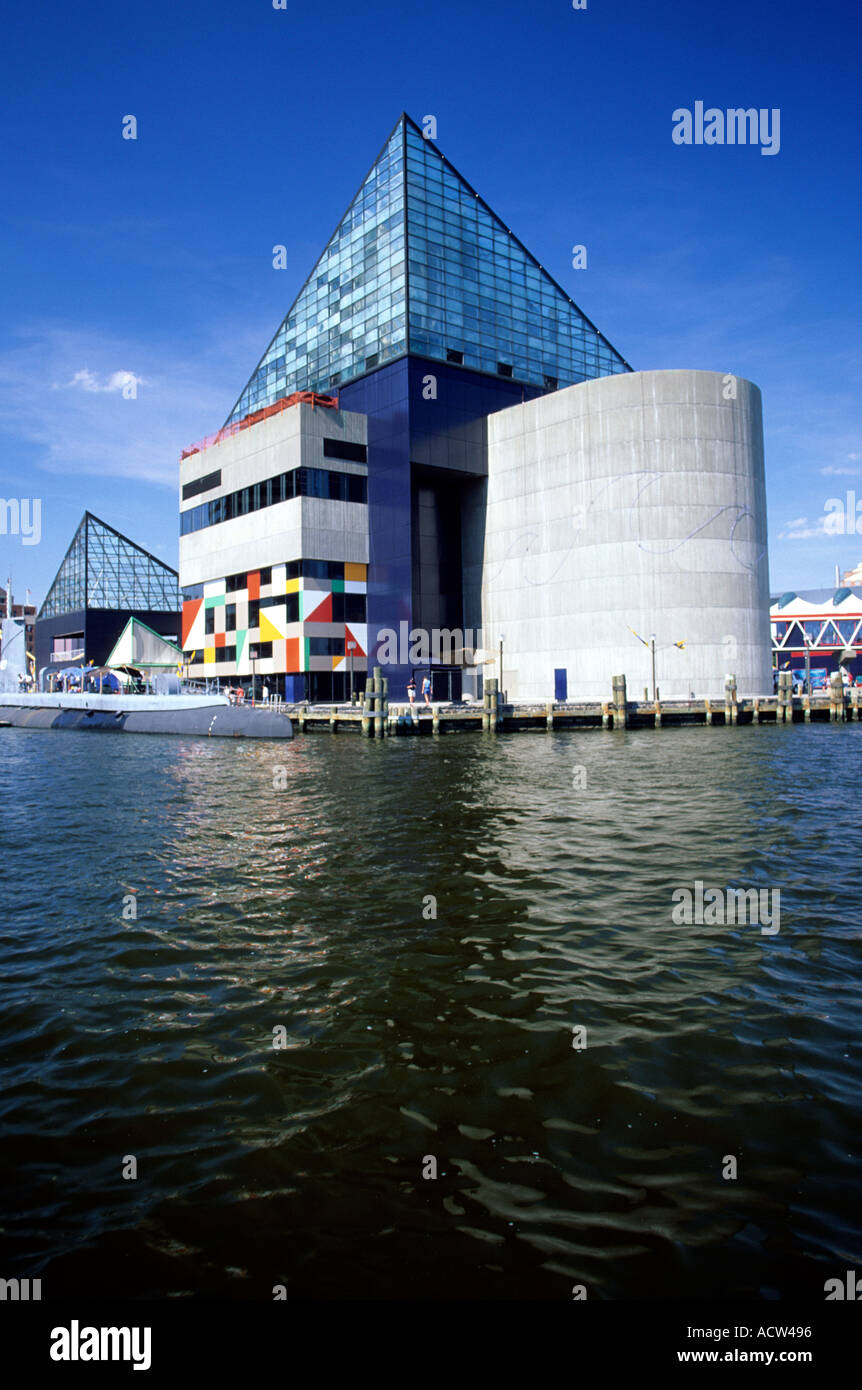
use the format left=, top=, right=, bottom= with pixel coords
left=38, top=513, right=180, bottom=619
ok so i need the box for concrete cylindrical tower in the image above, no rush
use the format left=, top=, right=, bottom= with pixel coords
left=480, top=370, right=772, bottom=699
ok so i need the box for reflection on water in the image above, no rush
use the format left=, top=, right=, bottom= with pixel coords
left=1, top=724, right=860, bottom=1298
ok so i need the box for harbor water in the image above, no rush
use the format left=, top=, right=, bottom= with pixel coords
left=1, top=723, right=860, bottom=1299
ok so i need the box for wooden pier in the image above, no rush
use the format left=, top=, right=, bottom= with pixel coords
left=279, top=671, right=861, bottom=736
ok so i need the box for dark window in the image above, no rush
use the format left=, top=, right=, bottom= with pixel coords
left=497, top=362, right=514, bottom=377
left=225, top=604, right=236, bottom=632
left=182, top=469, right=222, bottom=501
left=248, top=600, right=260, bottom=629
left=308, top=636, right=344, bottom=657
left=365, top=353, right=379, bottom=370
left=178, top=463, right=365, bottom=535
left=302, top=559, right=344, bottom=580
left=323, top=437, right=367, bottom=463
left=543, top=374, right=558, bottom=390
left=205, top=607, right=215, bottom=635
left=446, top=349, right=464, bottom=364
left=249, top=642, right=273, bottom=660
left=220, top=645, right=236, bottom=663
left=259, top=567, right=272, bottom=585
left=226, top=573, right=245, bottom=593
left=182, top=584, right=204, bottom=601
left=285, top=593, right=300, bottom=624
left=332, top=592, right=366, bottom=623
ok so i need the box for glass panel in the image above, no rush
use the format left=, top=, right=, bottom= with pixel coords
left=38, top=514, right=180, bottom=618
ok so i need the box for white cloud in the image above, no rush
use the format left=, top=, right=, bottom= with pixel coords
left=64, top=368, right=147, bottom=394
left=0, top=320, right=259, bottom=487
left=820, top=464, right=858, bottom=476
left=779, top=514, right=840, bottom=540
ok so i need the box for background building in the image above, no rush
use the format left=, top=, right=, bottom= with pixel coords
left=0, top=584, right=36, bottom=661
left=36, top=512, right=181, bottom=683
left=770, top=587, right=862, bottom=684
left=842, top=560, right=862, bottom=587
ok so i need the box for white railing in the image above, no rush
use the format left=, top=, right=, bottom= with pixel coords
left=51, top=647, right=85, bottom=662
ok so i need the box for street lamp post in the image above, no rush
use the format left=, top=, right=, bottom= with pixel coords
left=347, top=640, right=356, bottom=703
left=804, top=634, right=812, bottom=697
left=499, top=634, right=505, bottom=703
left=650, top=633, right=657, bottom=702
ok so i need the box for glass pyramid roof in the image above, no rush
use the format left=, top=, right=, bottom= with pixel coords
left=226, top=114, right=630, bottom=424
left=38, top=512, right=181, bottom=619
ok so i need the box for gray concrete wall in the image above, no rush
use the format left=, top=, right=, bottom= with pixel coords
left=478, top=370, right=772, bottom=700
left=179, top=403, right=368, bottom=588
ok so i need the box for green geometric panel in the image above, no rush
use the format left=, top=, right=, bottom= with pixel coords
left=331, top=579, right=345, bottom=594
left=235, top=628, right=248, bottom=667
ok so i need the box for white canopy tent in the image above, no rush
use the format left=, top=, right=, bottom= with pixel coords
left=106, top=617, right=183, bottom=670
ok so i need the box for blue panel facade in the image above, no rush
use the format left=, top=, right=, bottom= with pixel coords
left=407, top=356, right=543, bottom=474
left=341, top=355, right=547, bottom=697
left=339, top=359, right=413, bottom=695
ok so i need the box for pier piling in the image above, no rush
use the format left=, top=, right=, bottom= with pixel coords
left=612, top=675, right=627, bottom=729
left=829, top=671, right=844, bottom=722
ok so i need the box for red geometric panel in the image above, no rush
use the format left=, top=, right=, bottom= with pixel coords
left=214, top=632, right=227, bottom=648
left=284, top=636, right=300, bottom=672
left=345, top=624, right=366, bottom=659
left=182, top=598, right=202, bottom=646
left=247, top=571, right=260, bottom=601
left=305, top=592, right=332, bottom=623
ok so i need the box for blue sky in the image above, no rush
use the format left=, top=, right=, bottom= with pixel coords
left=1, top=0, right=859, bottom=604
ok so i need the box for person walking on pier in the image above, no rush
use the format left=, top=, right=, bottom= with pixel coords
left=422, top=673, right=432, bottom=707
left=407, top=676, right=416, bottom=705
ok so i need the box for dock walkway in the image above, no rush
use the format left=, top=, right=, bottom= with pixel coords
left=272, top=672, right=860, bottom=736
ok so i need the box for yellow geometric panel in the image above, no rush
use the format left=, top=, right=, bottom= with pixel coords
left=285, top=577, right=300, bottom=594
left=204, top=648, right=216, bottom=664
left=260, top=610, right=285, bottom=642
left=344, top=562, right=366, bottom=583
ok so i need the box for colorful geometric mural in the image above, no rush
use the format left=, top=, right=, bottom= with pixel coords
left=182, top=561, right=367, bottom=687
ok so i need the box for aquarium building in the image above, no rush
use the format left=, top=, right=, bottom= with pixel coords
left=179, top=114, right=772, bottom=701
left=36, top=512, right=181, bottom=682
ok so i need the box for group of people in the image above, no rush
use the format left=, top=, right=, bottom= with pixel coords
left=224, top=684, right=271, bottom=705
left=406, top=674, right=433, bottom=706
